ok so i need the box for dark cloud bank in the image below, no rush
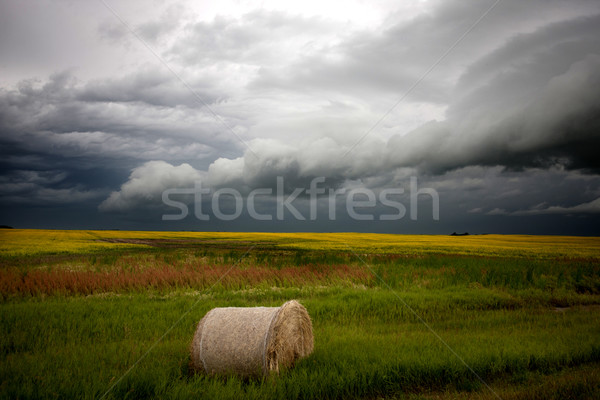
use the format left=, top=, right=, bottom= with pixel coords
left=1, top=0, right=600, bottom=234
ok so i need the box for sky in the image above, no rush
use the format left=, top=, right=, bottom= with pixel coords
left=1, top=0, right=600, bottom=234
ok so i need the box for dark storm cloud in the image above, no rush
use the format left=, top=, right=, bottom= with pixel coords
left=0, top=168, right=104, bottom=205
left=0, top=69, right=239, bottom=207
left=2, top=0, right=600, bottom=234
left=385, top=28, right=600, bottom=173
left=0, top=70, right=238, bottom=162
left=427, top=166, right=600, bottom=216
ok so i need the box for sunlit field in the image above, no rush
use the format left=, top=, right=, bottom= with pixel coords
left=1, top=229, right=600, bottom=399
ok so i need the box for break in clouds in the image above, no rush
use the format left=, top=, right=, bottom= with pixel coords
left=1, top=0, right=600, bottom=233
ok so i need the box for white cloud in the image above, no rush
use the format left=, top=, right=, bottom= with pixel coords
left=99, top=161, right=204, bottom=211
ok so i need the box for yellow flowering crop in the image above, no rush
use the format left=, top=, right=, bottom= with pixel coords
left=1, top=229, right=599, bottom=259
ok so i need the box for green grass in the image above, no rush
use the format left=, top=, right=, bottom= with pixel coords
left=1, top=232, right=600, bottom=399
left=1, top=288, right=600, bottom=399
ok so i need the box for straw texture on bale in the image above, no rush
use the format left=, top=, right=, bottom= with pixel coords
left=190, top=300, right=313, bottom=377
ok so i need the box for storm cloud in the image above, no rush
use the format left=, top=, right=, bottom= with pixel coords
left=1, top=0, right=600, bottom=233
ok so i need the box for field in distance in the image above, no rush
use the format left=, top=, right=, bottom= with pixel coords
left=1, top=229, right=600, bottom=399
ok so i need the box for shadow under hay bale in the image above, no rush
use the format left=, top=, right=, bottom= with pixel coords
left=190, top=300, right=313, bottom=378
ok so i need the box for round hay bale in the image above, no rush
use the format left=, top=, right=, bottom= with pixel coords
left=190, top=300, right=313, bottom=377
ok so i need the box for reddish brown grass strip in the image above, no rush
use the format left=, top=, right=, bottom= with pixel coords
left=0, top=263, right=373, bottom=297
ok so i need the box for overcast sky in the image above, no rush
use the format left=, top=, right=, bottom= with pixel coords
left=1, top=0, right=600, bottom=234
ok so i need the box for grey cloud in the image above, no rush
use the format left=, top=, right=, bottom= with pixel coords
left=425, top=166, right=600, bottom=215
left=171, top=11, right=336, bottom=66
left=98, top=3, right=185, bottom=47
left=453, top=15, right=600, bottom=103
left=97, top=21, right=129, bottom=44
left=137, top=4, right=185, bottom=44
left=78, top=68, right=224, bottom=108
left=252, top=0, right=600, bottom=103
left=100, top=36, right=600, bottom=209
left=513, top=198, right=600, bottom=215
left=486, top=198, right=600, bottom=216
left=450, top=14, right=600, bottom=121
left=486, top=208, right=507, bottom=216
left=0, top=170, right=67, bottom=193
left=4, top=187, right=103, bottom=205
left=0, top=71, right=238, bottom=166
left=0, top=169, right=103, bottom=205
left=385, top=16, right=600, bottom=173
left=9, top=3, right=598, bottom=193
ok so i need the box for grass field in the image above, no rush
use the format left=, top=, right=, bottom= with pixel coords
left=1, top=229, right=600, bottom=399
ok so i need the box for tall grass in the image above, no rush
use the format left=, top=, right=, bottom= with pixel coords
left=1, top=288, right=599, bottom=399
left=2, top=248, right=599, bottom=299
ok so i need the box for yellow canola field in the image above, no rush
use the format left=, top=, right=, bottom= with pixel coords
left=1, top=229, right=599, bottom=259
